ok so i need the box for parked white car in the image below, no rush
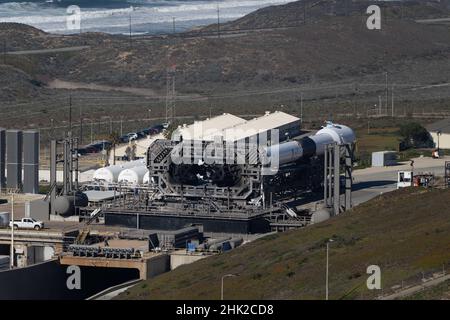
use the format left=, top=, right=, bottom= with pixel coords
left=9, top=218, right=44, bottom=230
left=127, top=133, right=138, bottom=141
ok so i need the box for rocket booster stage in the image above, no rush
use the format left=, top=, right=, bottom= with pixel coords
left=265, top=122, right=356, bottom=166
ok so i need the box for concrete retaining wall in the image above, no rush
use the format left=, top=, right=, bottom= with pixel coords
left=0, top=259, right=139, bottom=300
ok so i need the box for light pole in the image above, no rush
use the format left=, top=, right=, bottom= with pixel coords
left=103, top=116, right=112, bottom=135
left=326, top=238, right=334, bottom=300
left=437, top=130, right=441, bottom=152
left=148, top=109, right=152, bottom=121
left=10, top=193, right=14, bottom=269
left=385, top=71, right=388, bottom=115
left=217, top=2, right=220, bottom=39
left=50, top=118, right=55, bottom=139
left=300, top=92, right=303, bottom=125
left=391, top=83, right=395, bottom=117
left=221, top=274, right=238, bottom=300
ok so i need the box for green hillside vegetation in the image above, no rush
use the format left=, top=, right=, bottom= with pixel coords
left=118, top=188, right=450, bottom=300
left=404, top=280, right=450, bottom=300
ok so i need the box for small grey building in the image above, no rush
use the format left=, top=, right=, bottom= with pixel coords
left=372, top=151, right=397, bottom=167
left=427, top=118, right=450, bottom=150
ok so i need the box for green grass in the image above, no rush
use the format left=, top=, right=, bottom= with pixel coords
left=118, top=188, right=450, bottom=300
left=354, top=127, right=402, bottom=168
left=353, top=127, right=438, bottom=168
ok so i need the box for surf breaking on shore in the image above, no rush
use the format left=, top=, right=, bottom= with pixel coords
left=0, top=0, right=295, bottom=34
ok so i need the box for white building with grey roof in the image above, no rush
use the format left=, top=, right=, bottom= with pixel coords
left=427, top=118, right=450, bottom=149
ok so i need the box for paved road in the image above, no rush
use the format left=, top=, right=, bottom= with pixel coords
left=379, top=273, right=450, bottom=300
left=351, top=156, right=449, bottom=206
left=5, top=46, right=90, bottom=55
left=87, top=279, right=142, bottom=300
left=416, top=18, right=450, bottom=24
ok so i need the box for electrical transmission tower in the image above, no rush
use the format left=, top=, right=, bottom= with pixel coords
left=165, top=65, right=176, bottom=124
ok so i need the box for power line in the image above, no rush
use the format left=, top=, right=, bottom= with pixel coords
left=1, top=80, right=449, bottom=121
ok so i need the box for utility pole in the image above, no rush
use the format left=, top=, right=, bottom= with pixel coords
left=120, top=116, right=124, bottom=136
left=173, top=17, right=176, bottom=34
left=90, top=120, right=93, bottom=144
left=165, top=66, right=176, bottom=123
left=391, top=84, right=395, bottom=117
left=79, top=105, right=83, bottom=145
left=2, top=39, right=6, bottom=65
left=69, top=94, right=72, bottom=138
left=385, top=72, right=388, bottom=116
left=217, top=3, right=220, bottom=39
left=300, top=92, right=303, bottom=125
left=378, top=96, right=382, bottom=116
left=129, top=14, right=132, bottom=50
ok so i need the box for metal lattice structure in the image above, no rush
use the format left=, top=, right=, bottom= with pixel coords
left=102, top=119, right=355, bottom=233
left=165, top=65, right=176, bottom=123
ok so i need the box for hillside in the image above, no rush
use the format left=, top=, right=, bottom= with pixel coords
left=118, top=188, right=450, bottom=300
left=0, top=1, right=450, bottom=142
left=65, top=16, right=450, bottom=91
left=1, top=2, right=449, bottom=93
left=206, top=0, right=450, bottom=31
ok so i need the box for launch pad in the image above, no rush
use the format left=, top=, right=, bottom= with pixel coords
left=97, top=113, right=355, bottom=233
left=23, top=111, right=355, bottom=234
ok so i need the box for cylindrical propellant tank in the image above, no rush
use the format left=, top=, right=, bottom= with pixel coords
left=118, top=166, right=148, bottom=185
left=265, top=122, right=356, bottom=166
left=92, top=159, right=146, bottom=183
left=54, top=191, right=89, bottom=217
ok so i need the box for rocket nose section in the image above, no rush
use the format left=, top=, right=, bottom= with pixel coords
left=317, top=123, right=356, bottom=145
left=338, top=125, right=356, bottom=144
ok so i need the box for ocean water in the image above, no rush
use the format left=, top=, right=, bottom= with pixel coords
left=0, top=0, right=295, bottom=34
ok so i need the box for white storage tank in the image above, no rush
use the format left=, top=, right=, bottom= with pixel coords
left=93, top=159, right=146, bottom=183
left=118, top=166, right=148, bottom=185
left=310, top=209, right=331, bottom=224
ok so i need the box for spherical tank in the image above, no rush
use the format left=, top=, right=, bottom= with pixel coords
left=310, top=208, right=331, bottom=224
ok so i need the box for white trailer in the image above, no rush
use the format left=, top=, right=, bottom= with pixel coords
left=397, top=171, right=413, bottom=189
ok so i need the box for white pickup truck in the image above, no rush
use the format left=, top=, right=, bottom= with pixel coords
left=9, top=218, right=44, bottom=231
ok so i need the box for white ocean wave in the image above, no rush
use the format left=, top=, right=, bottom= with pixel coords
left=0, top=0, right=296, bottom=34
